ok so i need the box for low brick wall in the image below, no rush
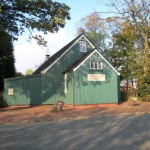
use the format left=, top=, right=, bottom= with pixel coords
left=65, top=103, right=118, bottom=109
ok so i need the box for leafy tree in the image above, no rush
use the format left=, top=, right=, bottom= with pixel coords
left=105, top=16, right=123, bottom=48
left=0, top=0, right=70, bottom=91
left=0, top=31, right=16, bottom=91
left=25, top=69, right=33, bottom=75
left=102, top=0, right=150, bottom=98
left=15, top=72, right=24, bottom=77
left=0, top=0, right=71, bottom=45
left=109, top=21, right=139, bottom=92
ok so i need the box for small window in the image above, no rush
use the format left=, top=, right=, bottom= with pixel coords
left=90, top=62, right=103, bottom=70
left=79, top=41, right=86, bottom=52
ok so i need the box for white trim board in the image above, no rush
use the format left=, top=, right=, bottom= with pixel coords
left=41, top=35, right=95, bottom=74
left=73, top=49, right=120, bottom=75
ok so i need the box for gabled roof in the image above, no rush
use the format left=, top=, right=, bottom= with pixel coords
left=33, top=34, right=95, bottom=74
left=64, top=49, right=120, bottom=75
left=63, top=49, right=95, bottom=73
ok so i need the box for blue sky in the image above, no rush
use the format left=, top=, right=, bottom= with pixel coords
left=57, top=0, right=102, bottom=32
left=55, top=0, right=110, bottom=36
left=14, top=0, right=109, bottom=74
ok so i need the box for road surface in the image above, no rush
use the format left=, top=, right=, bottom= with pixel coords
left=0, top=114, right=150, bottom=150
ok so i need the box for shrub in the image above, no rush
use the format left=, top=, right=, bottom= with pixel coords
left=138, top=83, right=150, bottom=101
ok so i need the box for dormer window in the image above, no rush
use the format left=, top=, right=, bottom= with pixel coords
left=79, top=40, right=86, bottom=52
left=90, top=62, right=103, bottom=70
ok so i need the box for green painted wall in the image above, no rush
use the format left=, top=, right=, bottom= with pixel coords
left=4, top=75, right=41, bottom=105
left=64, top=73, right=73, bottom=105
left=73, top=52, right=119, bottom=105
left=40, top=40, right=93, bottom=104
left=4, top=39, right=119, bottom=106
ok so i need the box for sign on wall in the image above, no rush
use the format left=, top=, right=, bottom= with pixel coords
left=88, top=74, right=105, bottom=81
left=8, top=88, right=14, bottom=96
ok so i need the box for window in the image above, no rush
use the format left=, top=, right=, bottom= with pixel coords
left=64, top=74, right=67, bottom=94
left=90, top=62, right=103, bottom=70
left=79, top=40, right=86, bottom=52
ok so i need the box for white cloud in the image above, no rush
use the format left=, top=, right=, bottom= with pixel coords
left=14, top=29, right=74, bottom=74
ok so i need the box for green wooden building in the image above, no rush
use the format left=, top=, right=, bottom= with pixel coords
left=4, top=34, right=120, bottom=106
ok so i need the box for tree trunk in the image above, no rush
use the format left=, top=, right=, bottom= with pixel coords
left=126, top=79, right=129, bottom=100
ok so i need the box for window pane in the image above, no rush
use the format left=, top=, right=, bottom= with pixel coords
left=90, top=62, right=103, bottom=70
left=96, top=62, right=99, bottom=69
left=79, top=41, right=86, bottom=52
left=100, top=62, right=103, bottom=69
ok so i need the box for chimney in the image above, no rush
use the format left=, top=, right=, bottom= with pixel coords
left=45, top=48, right=50, bottom=60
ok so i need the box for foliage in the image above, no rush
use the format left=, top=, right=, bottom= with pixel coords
left=25, top=69, right=33, bottom=75
left=0, top=31, right=16, bottom=91
left=0, top=0, right=71, bottom=46
left=100, top=0, right=150, bottom=97
left=138, top=62, right=150, bottom=99
left=110, top=20, right=138, bottom=80
left=15, top=72, right=24, bottom=77
left=0, top=0, right=70, bottom=92
left=138, top=83, right=150, bottom=101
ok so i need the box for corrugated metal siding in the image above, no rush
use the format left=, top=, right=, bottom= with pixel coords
left=4, top=75, right=41, bottom=105
left=64, top=73, right=73, bottom=104
left=4, top=41, right=93, bottom=105
left=41, top=63, right=66, bottom=104
left=43, top=41, right=94, bottom=104
left=117, top=75, right=120, bottom=101
left=4, top=40, right=118, bottom=106
left=74, top=52, right=119, bottom=105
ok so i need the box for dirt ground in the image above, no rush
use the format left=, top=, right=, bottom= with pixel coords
left=0, top=100, right=150, bottom=124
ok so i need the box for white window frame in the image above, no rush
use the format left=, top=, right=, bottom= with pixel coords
left=79, top=40, right=86, bottom=52
left=90, top=62, right=103, bottom=70
left=64, top=74, right=67, bottom=94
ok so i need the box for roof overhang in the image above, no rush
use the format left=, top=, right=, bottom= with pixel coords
left=41, top=35, right=95, bottom=74
left=66, top=49, right=120, bottom=75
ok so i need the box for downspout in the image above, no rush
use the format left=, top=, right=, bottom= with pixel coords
left=118, top=75, right=120, bottom=103
left=72, top=72, right=74, bottom=109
